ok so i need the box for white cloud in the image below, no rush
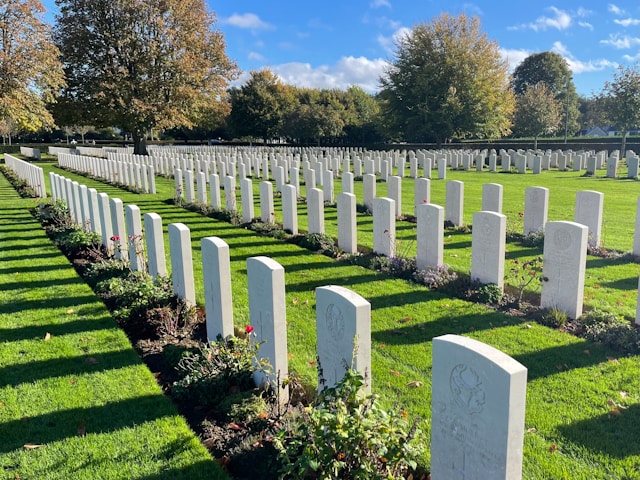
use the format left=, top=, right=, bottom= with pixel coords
left=551, top=41, right=616, bottom=73
left=248, top=52, right=265, bottom=61
left=578, top=21, right=593, bottom=30
left=577, top=7, right=592, bottom=17
left=510, top=6, right=572, bottom=31
left=600, top=34, right=640, bottom=49
left=623, top=52, right=640, bottom=61
left=370, top=0, right=391, bottom=8
left=499, top=48, right=531, bottom=72
left=614, top=18, right=640, bottom=27
left=269, top=56, right=389, bottom=92
left=222, top=13, right=274, bottom=31
left=608, top=4, right=625, bottom=16
left=377, top=26, right=411, bottom=54
left=462, top=3, right=483, bottom=16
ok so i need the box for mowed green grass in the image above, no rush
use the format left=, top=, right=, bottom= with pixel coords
left=37, top=160, right=640, bottom=479
left=0, top=172, right=226, bottom=479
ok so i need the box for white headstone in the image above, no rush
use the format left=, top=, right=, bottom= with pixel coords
left=125, top=204, right=144, bottom=272
left=387, top=176, right=402, bottom=217
left=471, top=211, right=506, bottom=290
left=224, top=175, right=236, bottom=212
left=523, top=186, right=549, bottom=236
left=209, top=173, right=221, bottom=209
left=144, top=213, right=166, bottom=278
left=540, top=221, right=588, bottom=319
left=337, top=192, right=357, bottom=254
left=446, top=180, right=464, bottom=226
left=315, top=285, right=371, bottom=394
left=247, top=256, right=288, bottom=402
left=282, top=184, right=298, bottom=235
left=260, top=181, right=275, bottom=223
left=363, top=173, right=376, bottom=211
left=431, top=334, right=527, bottom=480
left=240, top=177, right=254, bottom=223
left=168, top=223, right=196, bottom=306
left=109, top=198, right=128, bottom=261
left=482, top=183, right=503, bottom=213
left=574, top=190, right=604, bottom=248
left=373, top=197, right=395, bottom=257
left=202, top=236, right=234, bottom=341
left=416, top=203, right=444, bottom=269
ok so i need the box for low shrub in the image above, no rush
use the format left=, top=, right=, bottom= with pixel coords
left=539, top=307, right=568, bottom=328
left=472, top=283, right=504, bottom=304
left=275, top=368, right=423, bottom=480
left=577, top=309, right=640, bottom=354
left=412, top=263, right=458, bottom=290
left=172, top=335, right=265, bottom=412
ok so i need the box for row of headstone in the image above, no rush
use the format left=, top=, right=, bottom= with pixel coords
left=19, top=146, right=41, bottom=160
left=4, top=154, right=46, bottom=197
left=58, top=152, right=156, bottom=193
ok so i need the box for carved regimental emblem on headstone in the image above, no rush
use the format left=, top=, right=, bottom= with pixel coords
left=450, top=364, right=485, bottom=415
left=552, top=227, right=572, bottom=251
left=325, top=303, right=345, bottom=342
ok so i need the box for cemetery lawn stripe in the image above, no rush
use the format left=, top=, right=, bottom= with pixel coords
left=0, top=173, right=227, bottom=479
left=39, top=163, right=640, bottom=479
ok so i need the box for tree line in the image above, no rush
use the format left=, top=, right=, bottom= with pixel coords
left=1, top=1, right=638, bottom=154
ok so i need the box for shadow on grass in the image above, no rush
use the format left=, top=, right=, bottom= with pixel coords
left=0, top=348, right=140, bottom=388
left=0, top=394, right=175, bottom=454
left=0, top=276, right=80, bottom=292
left=0, top=251, right=61, bottom=263
left=0, top=312, right=114, bottom=342
left=285, top=271, right=383, bottom=293
left=602, top=276, right=639, bottom=290
left=0, top=263, right=69, bottom=276
left=557, top=404, right=640, bottom=458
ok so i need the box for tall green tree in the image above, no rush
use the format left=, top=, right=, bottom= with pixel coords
left=511, top=51, right=580, bottom=137
left=0, top=0, right=64, bottom=133
left=55, top=0, right=237, bottom=154
left=228, top=70, right=295, bottom=142
left=377, top=13, right=514, bottom=145
left=601, top=63, right=640, bottom=158
left=513, top=82, right=562, bottom=149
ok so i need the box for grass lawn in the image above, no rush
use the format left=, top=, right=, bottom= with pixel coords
left=0, top=171, right=227, bottom=479
left=33, top=160, right=640, bottom=479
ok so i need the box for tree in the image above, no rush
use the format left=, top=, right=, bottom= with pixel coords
left=511, top=52, right=580, bottom=137
left=55, top=0, right=238, bottom=154
left=513, top=83, right=562, bottom=149
left=377, top=13, right=514, bottom=145
left=73, top=125, right=93, bottom=144
left=601, top=63, right=640, bottom=158
left=0, top=117, right=18, bottom=145
left=228, top=70, right=295, bottom=142
left=0, top=0, right=65, bottom=133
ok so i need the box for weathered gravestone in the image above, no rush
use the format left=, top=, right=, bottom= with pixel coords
left=247, top=256, right=289, bottom=403
left=540, top=221, right=588, bottom=319
left=316, top=285, right=371, bottom=394
left=307, top=188, right=325, bottom=234
left=202, top=237, right=234, bottom=341
left=125, top=204, right=144, bottom=272
left=431, top=334, right=527, bottom=480
left=282, top=184, right=298, bottom=235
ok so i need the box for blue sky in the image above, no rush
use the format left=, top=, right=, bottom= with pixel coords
left=41, top=1, right=640, bottom=97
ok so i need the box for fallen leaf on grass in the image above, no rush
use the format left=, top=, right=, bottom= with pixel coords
left=66, top=309, right=74, bottom=314
left=609, top=408, right=622, bottom=416
left=390, top=370, right=401, bottom=377
left=526, top=427, right=537, bottom=433
left=228, top=422, right=244, bottom=431
left=549, top=444, right=558, bottom=453
left=84, top=357, right=98, bottom=364
left=583, top=349, right=590, bottom=355
left=77, top=425, right=86, bottom=437
left=620, top=391, right=629, bottom=399
left=398, top=316, right=412, bottom=324
left=44, top=333, right=51, bottom=341
left=607, top=357, right=619, bottom=364
left=292, top=298, right=299, bottom=305
left=23, top=444, right=44, bottom=450
left=406, top=381, right=423, bottom=388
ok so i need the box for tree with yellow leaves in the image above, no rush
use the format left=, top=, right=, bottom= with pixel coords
left=0, top=0, right=65, bottom=135
left=55, top=0, right=238, bottom=154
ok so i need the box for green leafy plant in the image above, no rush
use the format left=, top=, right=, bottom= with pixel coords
left=173, top=334, right=268, bottom=411
left=473, top=283, right=503, bottom=304
left=577, top=309, right=640, bottom=354
left=539, top=307, right=568, bottom=328
left=507, top=256, right=543, bottom=305
left=275, top=368, right=423, bottom=480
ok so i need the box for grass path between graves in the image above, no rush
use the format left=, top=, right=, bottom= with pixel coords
left=0, top=173, right=227, bottom=479
left=38, top=163, right=640, bottom=479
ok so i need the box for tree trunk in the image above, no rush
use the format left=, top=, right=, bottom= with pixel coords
left=621, top=130, right=628, bottom=160
left=534, top=136, right=538, bottom=150
left=133, top=132, right=147, bottom=155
